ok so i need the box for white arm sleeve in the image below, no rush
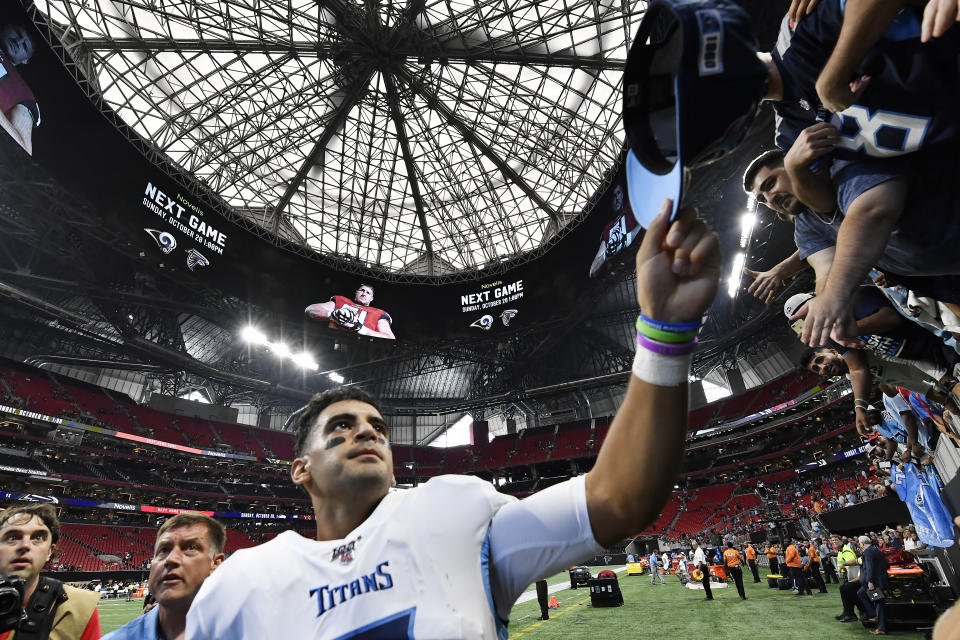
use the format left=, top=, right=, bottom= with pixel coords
left=487, top=475, right=603, bottom=621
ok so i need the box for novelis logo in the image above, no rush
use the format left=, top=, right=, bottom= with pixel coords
left=144, top=228, right=177, bottom=254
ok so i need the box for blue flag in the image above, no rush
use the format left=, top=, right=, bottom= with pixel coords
left=897, top=464, right=955, bottom=548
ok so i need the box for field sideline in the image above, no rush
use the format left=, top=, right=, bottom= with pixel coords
left=506, top=569, right=928, bottom=639
left=95, top=569, right=931, bottom=638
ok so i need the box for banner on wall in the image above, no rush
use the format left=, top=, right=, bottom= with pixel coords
left=797, top=445, right=867, bottom=473
left=0, top=404, right=265, bottom=463
left=0, top=491, right=313, bottom=520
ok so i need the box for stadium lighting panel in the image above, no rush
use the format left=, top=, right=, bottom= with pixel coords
left=739, top=212, right=756, bottom=248
left=269, top=342, right=291, bottom=358
left=291, top=352, right=319, bottom=371
left=328, top=372, right=345, bottom=384
left=240, top=326, right=268, bottom=345
left=727, top=252, right=745, bottom=298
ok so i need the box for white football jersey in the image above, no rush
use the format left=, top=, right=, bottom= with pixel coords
left=187, top=474, right=601, bottom=639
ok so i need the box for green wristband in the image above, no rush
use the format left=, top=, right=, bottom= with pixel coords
left=635, top=316, right=699, bottom=344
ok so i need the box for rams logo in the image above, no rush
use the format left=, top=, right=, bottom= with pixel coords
left=144, top=228, right=177, bottom=254
left=470, top=315, right=494, bottom=331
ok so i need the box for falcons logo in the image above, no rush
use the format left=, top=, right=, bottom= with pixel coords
left=185, top=249, right=210, bottom=271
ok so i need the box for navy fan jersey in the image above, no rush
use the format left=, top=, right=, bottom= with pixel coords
left=772, top=0, right=960, bottom=158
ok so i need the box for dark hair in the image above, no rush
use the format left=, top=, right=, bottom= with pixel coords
left=726, top=541, right=734, bottom=548
left=156, top=512, right=226, bottom=556
left=742, top=149, right=784, bottom=194
left=799, top=347, right=826, bottom=372
left=0, top=504, right=59, bottom=545
left=357, top=283, right=374, bottom=295
left=295, top=387, right=384, bottom=457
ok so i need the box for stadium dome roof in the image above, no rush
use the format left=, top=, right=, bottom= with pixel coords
left=34, top=0, right=639, bottom=278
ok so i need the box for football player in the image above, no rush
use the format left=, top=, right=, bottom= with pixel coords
left=305, top=284, right=395, bottom=340
left=186, top=200, right=721, bottom=638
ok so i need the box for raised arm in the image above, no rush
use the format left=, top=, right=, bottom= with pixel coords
left=304, top=300, right=335, bottom=320
left=815, top=0, right=906, bottom=112
left=1, top=105, right=34, bottom=156
left=359, top=318, right=395, bottom=340
left=783, top=123, right=841, bottom=214
left=585, top=200, right=721, bottom=546
left=796, top=179, right=906, bottom=347
left=844, top=349, right=877, bottom=437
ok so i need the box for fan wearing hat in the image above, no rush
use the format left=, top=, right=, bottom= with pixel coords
left=787, top=288, right=960, bottom=437
left=743, top=0, right=960, bottom=349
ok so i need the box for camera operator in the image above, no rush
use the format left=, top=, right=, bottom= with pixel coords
left=0, top=504, right=100, bottom=639
left=104, top=513, right=224, bottom=640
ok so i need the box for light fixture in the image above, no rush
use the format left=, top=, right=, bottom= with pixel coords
left=727, top=252, right=746, bottom=298
left=240, top=326, right=268, bottom=345
left=328, top=372, right=345, bottom=384
left=739, top=212, right=756, bottom=248
left=270, top=342, right=291, bottom=358
left=291, top=352, right=319, bottom=371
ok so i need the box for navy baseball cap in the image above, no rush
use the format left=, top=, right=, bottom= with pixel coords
left=622, top=0, right=767, bottom=227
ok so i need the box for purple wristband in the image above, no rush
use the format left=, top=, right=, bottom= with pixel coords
left=637, top=332, right=698, bottom=356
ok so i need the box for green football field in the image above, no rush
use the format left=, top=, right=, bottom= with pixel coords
left=506, top=569, right=929, bottom=639
left=96, top=599, right=147, bottom=634
left=96, top=569, right=932, bottom=638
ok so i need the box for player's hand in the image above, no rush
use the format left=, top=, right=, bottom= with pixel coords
left=744, top=267, right=785, bottom=304
left=815, top=74, right=871, bottom=115
left=789, top=291, right=863, bottom=348
left=784, top=122, right=840, bottom=170
left=788, top=0, right=820, bottom=25
left=922, top=0, right=960, bottom=41
left=331, top=307, right=362, bottom=331
left=635, top=200, right=721, bottom=324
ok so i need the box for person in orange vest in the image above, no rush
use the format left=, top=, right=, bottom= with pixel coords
left=766, top=541, right=780, bottom=575
left=806, top=538, right=828, bottom=593
left=784, top=537, right=808, bottom=596
left=723, top=542, right=747, bottom=600
left=745, top=543, right=761, bottom=583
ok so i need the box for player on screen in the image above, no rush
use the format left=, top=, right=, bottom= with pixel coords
left=304, top=284, right=395, bottom=340
left=185, top=201, right=721, bottom=638
left=0, top=24, right=39, bottom=156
